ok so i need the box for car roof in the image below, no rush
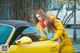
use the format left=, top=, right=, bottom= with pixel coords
left=0, top=20, right=34, bottom=28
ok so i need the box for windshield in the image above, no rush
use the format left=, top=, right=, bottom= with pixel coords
left=0, top=24, right=13, bottom=44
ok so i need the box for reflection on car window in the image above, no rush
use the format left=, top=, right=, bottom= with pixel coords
left=22, top=27, right=54, bottom=40
left=15, top=26, right=54, bottom=42
left=0, top=24, right=13, bottom=44
left=22, top=27, right=41, bottom=41
left=22, top=27, right=41, bottom=36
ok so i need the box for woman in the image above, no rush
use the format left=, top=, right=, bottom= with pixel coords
left=35, top=9, right=75, bottom=53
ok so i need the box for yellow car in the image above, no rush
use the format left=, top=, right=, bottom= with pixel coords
left=0, top=20, right=60, bottom=53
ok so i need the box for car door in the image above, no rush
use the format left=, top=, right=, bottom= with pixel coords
left=9, top=40, right=59, bottom=53
left=8, top=27, right=60, bottom=53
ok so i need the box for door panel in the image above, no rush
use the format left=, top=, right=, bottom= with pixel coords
left=9, top=40, right=60, bottom=53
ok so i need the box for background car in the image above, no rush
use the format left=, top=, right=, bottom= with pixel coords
left=47, top=4, right=80, bottom=25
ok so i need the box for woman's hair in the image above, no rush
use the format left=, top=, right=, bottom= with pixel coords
left=35, top=9, right=56, bottom=32
left=35, top=9, right=45, bottom=25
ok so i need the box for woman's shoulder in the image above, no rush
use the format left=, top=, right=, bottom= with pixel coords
left=47, top=14, right=56, bottom=19
left=36, top=21, right=40, bottom=27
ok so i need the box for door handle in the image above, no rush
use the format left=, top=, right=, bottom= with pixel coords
left=50, top=47, right=58, bottom=51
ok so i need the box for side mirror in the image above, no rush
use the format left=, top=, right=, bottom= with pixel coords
left=16, top=36, right=32, bottom=44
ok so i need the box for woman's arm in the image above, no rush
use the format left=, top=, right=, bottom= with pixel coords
left=36, top=22, right=47, bottom=40
left=51, top=30, right=63, bottom=41
left=36, top=22, right=47, bottom=35
left=51, top=20, right=64, bottom=41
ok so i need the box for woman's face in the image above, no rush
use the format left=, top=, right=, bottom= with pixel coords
left=36, top=14, right=42, bottom=21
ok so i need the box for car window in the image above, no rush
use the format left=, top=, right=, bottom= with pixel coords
left=22, top=27, right=54, bottom=40
left=0, top=24, right=13, bottom=44
left=22, top=27, right=41, bottom=36
left=21, top=27, right=41, bottom=41
left=13, top=26, right=41, bottom=43
left=14, top=26, right=54, bottom=42
left=50, top=4, right=63, bottom=11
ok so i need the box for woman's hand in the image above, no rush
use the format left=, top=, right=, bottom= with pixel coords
left=39, top=35, right=48, bottom=41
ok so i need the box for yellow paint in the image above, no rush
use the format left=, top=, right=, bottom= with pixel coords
left=16, top=36, right=32, bottom=44
left=8, top=40, right=60, bottom=53
left=5, top=24, right=15, bottom=44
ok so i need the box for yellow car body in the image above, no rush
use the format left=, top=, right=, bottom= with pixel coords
left=9, top=40, right=59, bottom=53
left=0, top=20, right=60, bottom=53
